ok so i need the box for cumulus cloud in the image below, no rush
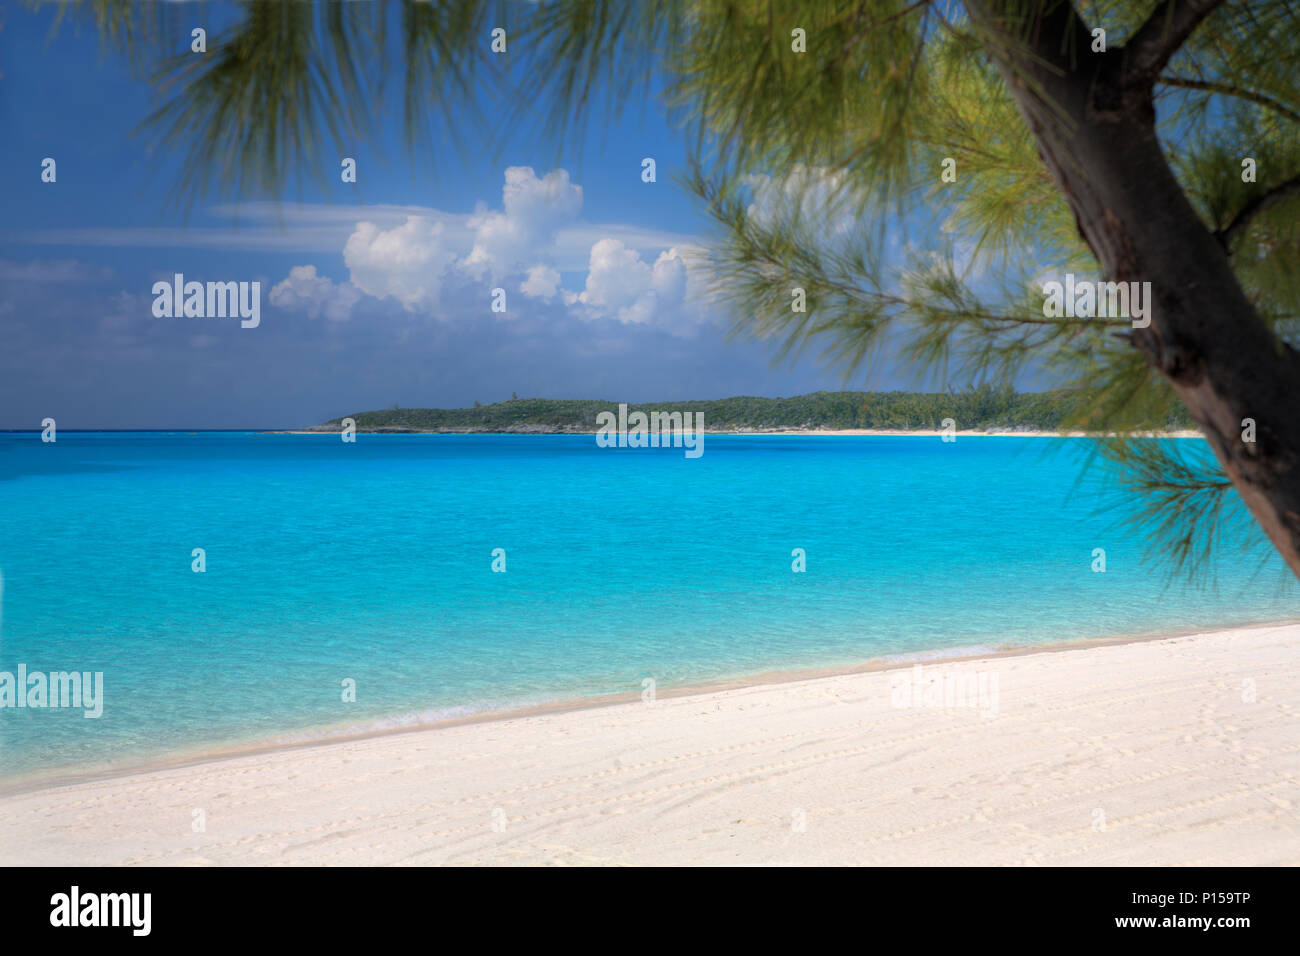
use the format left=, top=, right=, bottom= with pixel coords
left=576, top=239, right=688, bottom=325
left=461, top=167, right=582, bottom=280
left=343, top=217, right=457, bottom=311
left=269, top=265, right=363, bottom=321
left=267, top=167, right=710, bottom=330
left=520, top=264, right=561, bottom=300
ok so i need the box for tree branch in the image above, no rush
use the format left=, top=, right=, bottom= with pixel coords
left=838, top=0, right=933, bottom=60
left=963, top=0, right=1097, bottom=85
left=1123, top=0, right=1224, bottom=88
left=1159, top=75, right=1300, bottom=124
left=1217, top=174, right=1300, bottom=247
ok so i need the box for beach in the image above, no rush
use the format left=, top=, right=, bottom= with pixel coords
left=3, top=622, right=1297, bottom=866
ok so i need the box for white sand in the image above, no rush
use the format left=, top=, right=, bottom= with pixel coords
left=3, top=623, right=1298, bottom=866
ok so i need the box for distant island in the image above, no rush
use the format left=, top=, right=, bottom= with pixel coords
left=297, top=387, right=1198, bottom=436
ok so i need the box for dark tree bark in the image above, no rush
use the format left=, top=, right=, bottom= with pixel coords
left=963, top=0, right=1300, bottom=580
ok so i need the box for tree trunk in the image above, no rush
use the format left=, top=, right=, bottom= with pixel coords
left=964, top=0, right=1300, bottom=580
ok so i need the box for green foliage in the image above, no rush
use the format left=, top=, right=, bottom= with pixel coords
left=319, top=385, right=1194, bottom=433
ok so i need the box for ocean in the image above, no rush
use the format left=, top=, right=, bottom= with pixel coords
left=0, top=431, right=1294, bottom=784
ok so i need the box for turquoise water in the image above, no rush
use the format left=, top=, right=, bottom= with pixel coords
left=0, top=432, right=1295, bottom=783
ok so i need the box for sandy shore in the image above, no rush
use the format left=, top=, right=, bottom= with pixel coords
left=3, top=623, right=1297, bottom=866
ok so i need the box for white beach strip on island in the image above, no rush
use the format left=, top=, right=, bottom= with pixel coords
left=2, top=623, right=1298, bottom=866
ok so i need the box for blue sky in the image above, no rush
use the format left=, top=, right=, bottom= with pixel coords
left=0, top=1, right=944, bottom=429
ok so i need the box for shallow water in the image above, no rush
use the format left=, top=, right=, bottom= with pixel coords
left=0, top=431, right=1294, bottom=780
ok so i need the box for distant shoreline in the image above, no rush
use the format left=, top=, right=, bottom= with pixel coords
left=275, top=427, right=1205, bottom=438
left=282, top=389, right=1200, bottom=438
left=0, top=428, right=1208, bottom=438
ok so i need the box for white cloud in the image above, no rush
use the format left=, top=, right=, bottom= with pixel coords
left=273, top=170, right=583, bottom=318
left=550, top=223, right=700, bottom=271
left=12, top=198, right=696, bottom=265
left=577, top=239, right=687, bottom=325
left=269, top=265, right=363, bottom=321
left=258, top=168, right=713, bottom=328
left=343, top=217, right=456, bottom=311
left=743, top=165, right=858, bottom=235
left=520, top=264, right=561, bottom=300
left=460, top=167, right=582, bottom=280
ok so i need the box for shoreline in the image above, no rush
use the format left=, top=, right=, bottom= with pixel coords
left=2, top=617, right=1291, bottom=799
left=4, top=620, right=1297, bottom=865
left=274, top=428, right=1205, bottom=438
